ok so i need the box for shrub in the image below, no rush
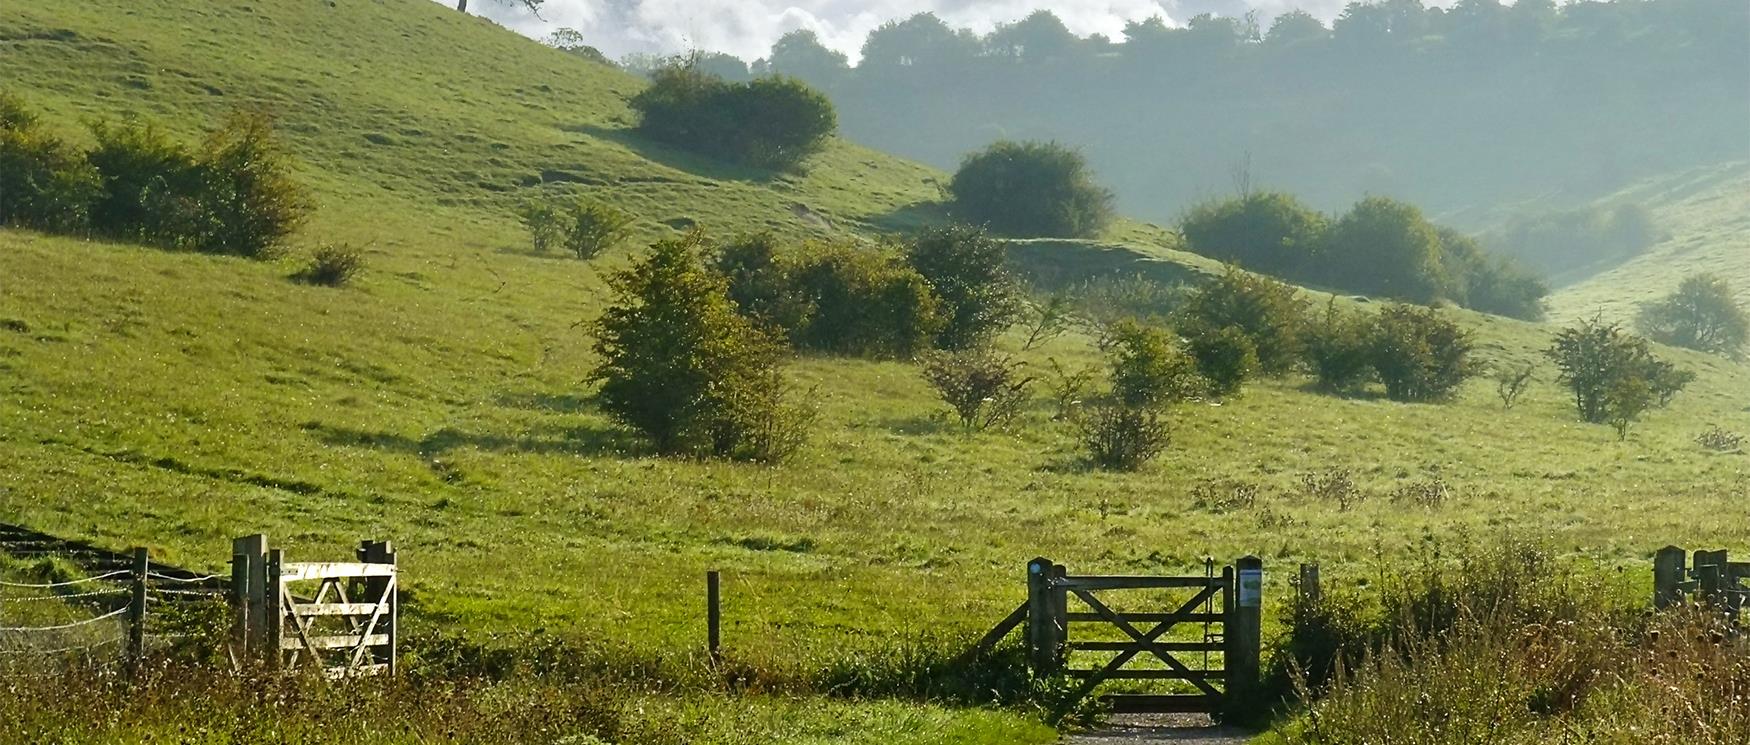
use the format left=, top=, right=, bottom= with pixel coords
left=1547, top=318, right=1689, bottom=428
left=1103, top=320, right=1203, bottom=406
left=1485, top=203, right=1661, bottom=278
left=1021, top=294, right=1074, bottom=351
left=1300, top=468, right=1363, bottom=511
left=590, top=231, right=810, bottom=460
left=1042, top=357, right=1096, bottom=422
left=904, top=225, right=1023, bottom=350
left=1637, top=273, right=1748, bottom=358
left=1175, top=268, right=1308, bottom=374
left=561, top=200, right=634, bottom=260
left=518, top=202, right=564, bottom=253
left=1080, top=403, right=1171, bottom=471
left=1391, top=477, right=1454, bottom=508
left=1303, top=301, right=1375, bottom=394
left=1067, top=274, right=1186, bottom=327
left=918, top=350, right=1033, bottom=432
left=787, top=242, right=942, bottom=357
left=1368, top=304, right=1475, bottom=402
left=1695, top=427, right=1743, bottom=453
left=295, top=243, right=365, bottom=287
left=1320, top=196, right=1445, bottom=303
left=1439, top=227, right=1548, bottom=321
left=1190, top=479, right=1261, bottom=514
left=629, top=61, right=836, bottom=169
left=1179, top=190, right=1326, bottom=277
left=713, top=232, right=811, bottom=332
left=1493, top=362, right=1535, bottom=409
left=0, top=94, right=100, bottom=231
left=85, top=118, right=205, bottom=246
left=948, top=140, right=1114, bottom=239
left=191, top=110, right=309, bottom=257
left=1187, top=325, right=1258, bottom=397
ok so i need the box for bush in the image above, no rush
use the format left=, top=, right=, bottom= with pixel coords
left=787, top=242, right=942, bottom=357
left=1175, top=268, right=1308, bottom=374
left=918, top=350, right=1033, bottom=432
left=1437, top=226, right=1548, bottom=321
left=1066, top=274, right=1187, bottom=327
left=1080, top=403, right=1171, bottom=471
left=904, top=225, right=1023, bottom=350
left=1320, top=196, right=1445, bottom=303
left=1179, top=190, right=1325, bottom=277
left=518, top=202, right=564, bottom=253
left=1187, top=325, right=1258, bottom=397
left=1485, top=203, right=1661, bottom=278
left=191, top=110, right=310, bottom=257
left=1547, top=318, right=1689, bottom=430
left=948, top=140, right=1114, bottom=239
left=1368, top=304, right=1475, bottom=402
left=1493, top=363, right=1535, bottom=409
left=629, top=61, right=836, bottom=169
left=295, top=243, right=365, bottom=287
left=1103, top=320, right=1203, bottom=406
left=713, top=232, right=811, bottom=332
left=562, top=200, right=634, bottom=260
left=0, top=94, right=100, bottom=231
left=1637, top=273, right=1748, bottom=358
left=1303, top=301, right=1375, bottom=394
left=85, top=118, right=205, bottom=246
left=590, top=232, right=810, bottom=460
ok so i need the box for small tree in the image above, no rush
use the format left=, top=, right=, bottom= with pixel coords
left=519, top=203, right=564, bottom=253
left=590, top=232, right=809, bottom=460
left=1179, top=191, right=1326, bottom=277
left=192, top=110, right=310, bottom=258
left=1175, top=268, right=1308, bottom=374
left=787, top=241, right=942, bottom=358
left=1368, top=304, right=1475, bottom=402
left=1637, top=273, right=1748, bottom=358
left=1494, top=363, right=1535, bottom=410
left=948, top=140, right=1114, bottom=239
left=1320, top=196, right=1445, bottom=303
left=1547, top=318, right=1689, bottom=428
left=904, top=225, right=1023, bottom=350
left=562, top=200, right=633, bottom=260
left=919, top=350, right=1033, bottom=432
left=1187, top=325, right=1259, bottom=397
left=1104, top=320, right=1204, bottom=406
left=1303, top=301, right=1374, bottom=394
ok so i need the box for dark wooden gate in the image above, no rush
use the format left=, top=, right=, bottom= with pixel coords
left=969, top=555, right=1262, bottom=718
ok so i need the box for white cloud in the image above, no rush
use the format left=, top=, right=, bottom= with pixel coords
left=444, top=0, right=1385, bottom=63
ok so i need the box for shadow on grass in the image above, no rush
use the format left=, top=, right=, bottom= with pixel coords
left=562, top=123, right=785, bottom=184
left=303, top=422, right=639, bottom=459
left=1293, top=381, right=1390, bottom=402
left=877, top=415, right=956, bottom=436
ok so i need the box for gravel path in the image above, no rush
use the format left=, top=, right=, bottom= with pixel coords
left=1061, top=714, right=1251, bottom=745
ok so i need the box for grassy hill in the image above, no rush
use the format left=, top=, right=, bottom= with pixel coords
left=1549, top=161, right=1750, bottom=323
left=2, top=1, right=1748, bottom=740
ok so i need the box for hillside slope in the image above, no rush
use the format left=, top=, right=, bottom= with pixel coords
left=1549, top=161, right=1750, bottom=324
left=1, top=2, right=1748, bottom=737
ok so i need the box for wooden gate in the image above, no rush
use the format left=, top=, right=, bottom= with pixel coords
left=232, top=536, right=398, bottom=678
left=970, top=555, right=1262, bottom=718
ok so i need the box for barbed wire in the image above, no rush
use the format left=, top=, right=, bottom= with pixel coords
left=0, top=589, right=129, bottom=604
left=145, top=572, right=222, bottom=584
left=0, top=570, right=130, bottom=589
left=0, top=605, right=129, bottom=633
left=0, top=634, right=125, bottom=656
left=148, top=587, right=226, bottom=597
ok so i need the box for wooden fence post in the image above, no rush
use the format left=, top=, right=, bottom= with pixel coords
left=706, top=570, right=722, bottom=667
left=1654, top=545, right=1686, bottom=609
left=1026, top=557, right=1056, bottom=675
left=265, top=548, right=284, bottom=669
left=230, top=552, right=250, bottom=660
left=1048, top=563, right=1069, bottom=671
left=128, top=547, right=148, bottom=667
left=1298, top=563, right=1321, bottom=606
left=1228, top=555, right=1264, bottom=711
left=232, top=535, right=268, bottom=653
left=360, top=540, right=398, bottom=676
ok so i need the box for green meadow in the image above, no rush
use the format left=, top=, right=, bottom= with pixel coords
left=1, top=0, right=1746, bottom=740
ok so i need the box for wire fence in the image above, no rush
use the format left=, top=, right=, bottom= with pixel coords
left=0, top=558, right=229, bottom=668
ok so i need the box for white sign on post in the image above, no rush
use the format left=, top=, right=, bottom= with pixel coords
left=1238, top=568, right=1263, bottom=607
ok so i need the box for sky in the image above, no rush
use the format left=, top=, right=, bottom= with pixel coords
left=448, top=0, right=1369, bottom=63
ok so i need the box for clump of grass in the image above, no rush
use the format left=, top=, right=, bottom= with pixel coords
left=1696, top=426, right=1744, bottom=453
left=1300, top=468, right=1363, bottom=511
left=1191, top=478, right=1261, bottom=514
left=1389, top=477, right=1453, bottom=508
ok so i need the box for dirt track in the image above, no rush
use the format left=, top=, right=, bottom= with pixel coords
left=1061, top=714, right=1251, bottom=745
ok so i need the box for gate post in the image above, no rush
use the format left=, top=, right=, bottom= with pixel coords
left=359, top=540, right=398, bottom=675
left=128, top=547, right=148, bottom=668
left=265, top=548, right=284, bottom=669
left=232, top=535, right=268, bottom=655
left=1653, top=546, right=1686, bottom=609
left=1026, top=557, right=1059, bottom=675
left=1228, top=555, right=1263, bottom=712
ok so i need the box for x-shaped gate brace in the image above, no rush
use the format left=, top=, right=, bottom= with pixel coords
left=1062, top=582, right=1226, bottom=702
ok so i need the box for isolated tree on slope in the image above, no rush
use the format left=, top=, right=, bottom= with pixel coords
left=1638, top=273, right=1749, bottom=358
